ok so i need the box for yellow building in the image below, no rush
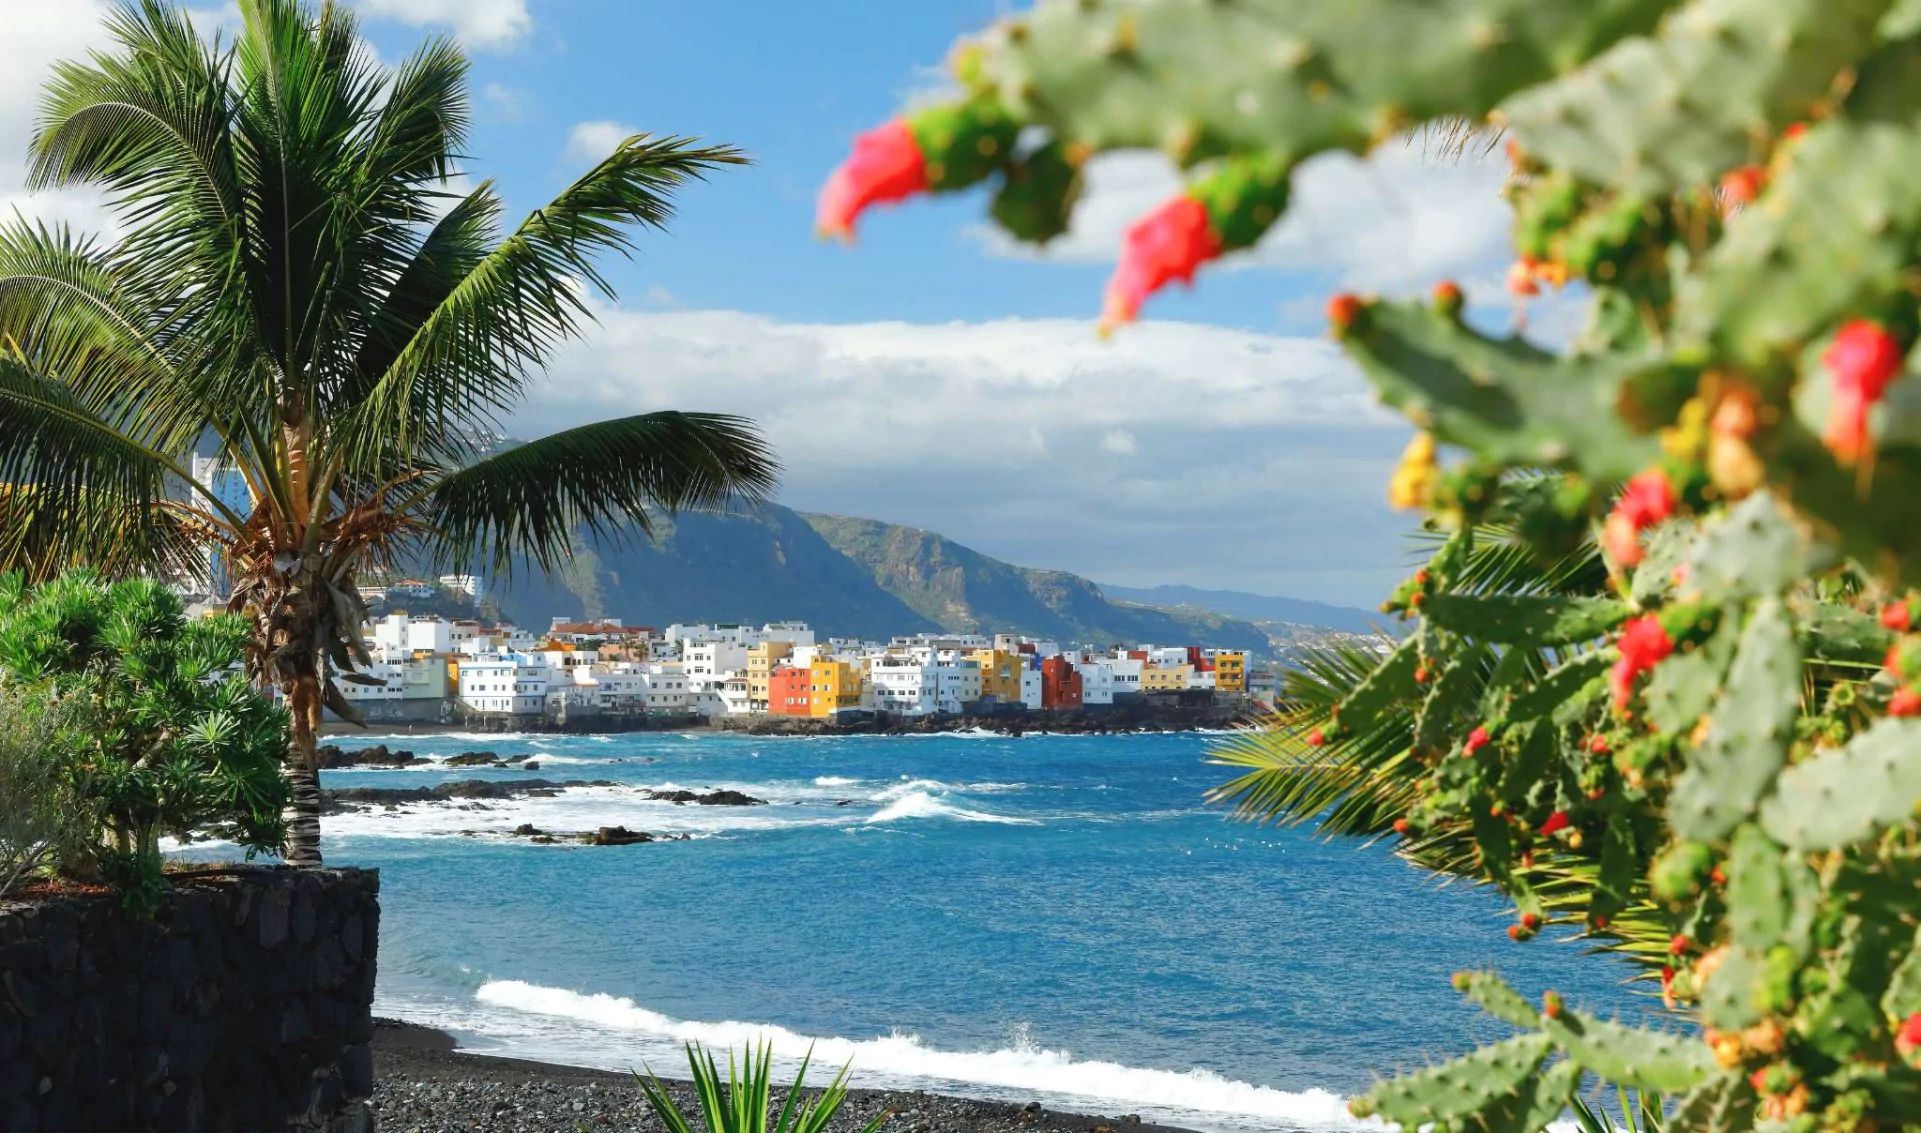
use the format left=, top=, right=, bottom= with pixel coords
left=1212, top=651, right=1247, bottom=693
left=967, top=648, right=1027, bottom=703
left=1141, top=664, right=1192, bottom=692
left=809, top=659, right=864, bottom=717
left=747, top=641, right=795, bottom=711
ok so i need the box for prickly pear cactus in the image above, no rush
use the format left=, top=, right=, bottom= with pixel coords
left=830, top=1, right=1921, bottom=1128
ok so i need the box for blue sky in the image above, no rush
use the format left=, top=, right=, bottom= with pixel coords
left=4, top=1, right=1564, bottom=610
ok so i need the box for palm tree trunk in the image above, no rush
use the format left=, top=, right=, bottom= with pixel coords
left=284, top=670, right=324, bottom=868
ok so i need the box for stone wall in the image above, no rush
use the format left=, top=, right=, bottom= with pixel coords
left=0, top=867, right=379, bottom=1132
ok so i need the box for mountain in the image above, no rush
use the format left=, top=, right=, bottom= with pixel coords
left=487, top=506, right=940, bottom=640
left=801, top=513, right=1273, bottom=652
left=1098, top=583, right=1387, bottom=635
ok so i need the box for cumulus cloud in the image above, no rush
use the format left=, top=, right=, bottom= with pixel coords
left=0, top=4, right=122, bottom=237
left=566, top=120, right=635, bottom=165
left=521, top=307, right=1417, bottom=607
left=353, top=0, right=530, bottom=47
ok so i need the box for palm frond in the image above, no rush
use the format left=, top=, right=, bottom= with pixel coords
left=338, top=134, right=749, bottom=466
left=420, top=411, right=778, bottom=575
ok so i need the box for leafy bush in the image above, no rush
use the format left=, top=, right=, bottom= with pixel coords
left=824, top=0, right=1921, bottom=1126
left=636, top=1043, right=883, bottom=1133
left=0, top=686, right=87, bottom=897
left=0, top=572, right=290, bottom=909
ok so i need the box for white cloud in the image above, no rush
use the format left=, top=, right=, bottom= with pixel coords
left=520, top=306, right=1415, bottom=607
left=565, top=120, right=634, bottom=165
left=0, top=4, right=121, bottom=237
left=353, top=0, right=530, bottom=47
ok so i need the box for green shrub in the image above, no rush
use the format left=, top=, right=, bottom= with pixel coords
left=0, top=686, right=86, bottom=897
left=0, top=572, right=290, bottom=910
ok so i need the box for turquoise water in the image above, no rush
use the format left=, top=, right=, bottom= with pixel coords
left=311, top=730, right=1645, bottom=1131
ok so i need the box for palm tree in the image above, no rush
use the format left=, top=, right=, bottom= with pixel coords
left=1209, top=514, right=1681, bottom=972
left=0, top=0, right=778, bottom=866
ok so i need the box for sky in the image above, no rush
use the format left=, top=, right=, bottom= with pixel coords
left=0, top=0, right=1579, bottom=609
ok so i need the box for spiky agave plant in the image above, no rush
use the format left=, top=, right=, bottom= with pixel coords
left=0, top=0, right=778, bottom=866
left=636, top=1042, right=886, bottom=1133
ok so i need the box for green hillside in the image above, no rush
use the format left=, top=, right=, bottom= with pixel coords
left=802, top=513, right=1273, bottom=652
left=489, top=506, right=940, bottom=640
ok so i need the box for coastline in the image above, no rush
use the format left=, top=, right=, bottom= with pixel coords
left=324, top=702, right=1254, bottom=739
left=372, top=1018, right=1202, bottom=1133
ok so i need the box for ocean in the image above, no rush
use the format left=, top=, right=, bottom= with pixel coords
left=302, top=729, right=1647, bottom=1132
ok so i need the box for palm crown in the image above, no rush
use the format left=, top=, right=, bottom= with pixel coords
left=0, top=0, right=779, bottom=865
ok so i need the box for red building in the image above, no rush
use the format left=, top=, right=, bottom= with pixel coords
left=1040, top=655, right=1083, bottom=710
left=769, top=666, right=813, bottom=717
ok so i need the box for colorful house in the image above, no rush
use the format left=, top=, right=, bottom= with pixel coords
left=747, top=641, right=795, bottom=711
left=769, top=665, right=813, bottom=717
left=1212, top=651, right=1247, bottom=693
left=968, top=648, right=1027, bottom=703
left=1040, top=655, right=1083, bottom=710
left=809, top=659, right=863, bottom=717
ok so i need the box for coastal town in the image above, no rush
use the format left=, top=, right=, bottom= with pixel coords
left=325, top=578, right=1272, bottom=725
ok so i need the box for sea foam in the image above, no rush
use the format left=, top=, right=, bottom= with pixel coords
left=865, top=791, right=1038, bottom=826
left=471, top=980, right=1369, bottom=1129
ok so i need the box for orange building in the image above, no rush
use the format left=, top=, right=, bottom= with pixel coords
left=769, top=666, right=813, bottom=717
left=968, top=648, right=1026, bottom=703
left=1040, top=655, right=1083, bottom=709
left=808, top=659, right=863, bottom=717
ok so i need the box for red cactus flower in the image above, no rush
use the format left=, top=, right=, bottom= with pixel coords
left=1719, top=165, right=1766, bottom=208
left=1305, top=728, right=1326, bottom=747
left=1520, top=912, right=1540, bottom=930
left=1538, top=811, right=1572, bottom=837
left=1602, top=469, right=1676, bottom=567
left=1542, top=991, right=1563, bottom=1019
left=1327, top=292, right=1364, bottom=336
left=1432, top=280, right=1463, bottom=316
left=1462, top=726, right=1492, bottom=756
left=1822, top=320, right=1906, bottom=463
left=1588, top=735, right=1610, bottom=755
left=1670, top=934, right=1691, bottom=955
left=1899, top=1012, right=1921, bottom=1062
left=817, top=120, right=930, bottom=241
left=1507, top=924, right=1525, bottom=941
left=1392, top=818, right=1410, bottom=835
left=1611, top=616, right=1674, bottom=708
left=1100, top=196, right=1222, bottom=333
left=1891, top=687, right=1921, bottom=718
left=1885, top=601, right=1913, bottom=631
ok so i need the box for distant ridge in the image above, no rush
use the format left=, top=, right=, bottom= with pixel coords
left=801, top=513, right=1272, bottom=651
left=473, top=501, right=1366, bottom=654
left=1098, top=583, right=1385, bottom=636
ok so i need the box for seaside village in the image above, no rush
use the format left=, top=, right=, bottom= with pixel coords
left=324, top=579, right=1271, bottom=724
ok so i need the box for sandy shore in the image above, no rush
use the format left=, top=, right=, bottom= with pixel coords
left=372, top=1018, right=1201, bottom=1133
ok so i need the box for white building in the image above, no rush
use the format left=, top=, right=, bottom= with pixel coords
left=868, top=655, right=936, bottom=715
left=684, top=641, right=748, bottom=684
left=391, top=580, right=437, bottom=599
left=372, top=614, right=454, bottom=657
left=1105, top=653, right=1145, bottom=696
left=337, top=660, right=405, bottom=703
left=716, top=676, right=753, bottom=717
left=1020, top=669, right=1044, bottom=710
left=457, top=653, right=551, bottom=715
left=439, top=574, right=483, bottom=601
left=1079, top=659, right=1116, bottom=706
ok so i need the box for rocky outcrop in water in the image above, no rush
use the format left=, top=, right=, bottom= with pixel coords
left=319, top=779, right=766, bottom=815
left=317, top=742, right=418, bottom=768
